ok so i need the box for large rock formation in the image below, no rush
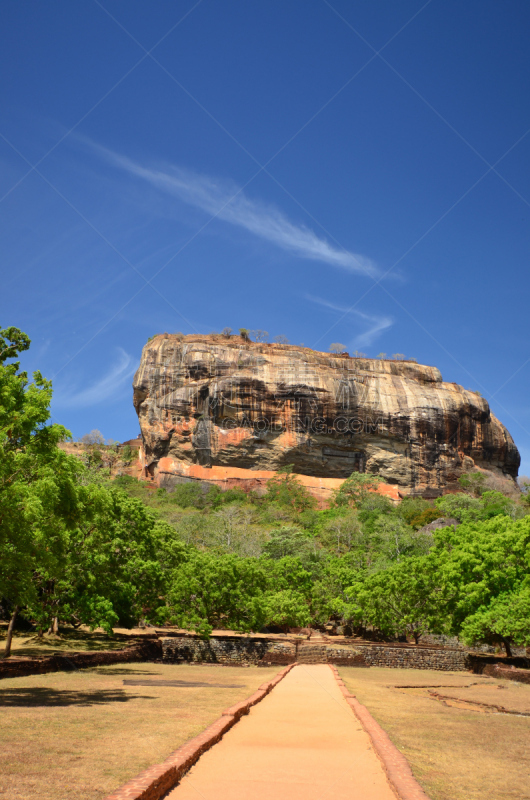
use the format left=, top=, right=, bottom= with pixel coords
left=133, top=334, right=519, bottom=496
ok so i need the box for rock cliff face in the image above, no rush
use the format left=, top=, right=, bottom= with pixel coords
left=133, top=335, right=519, bottom=496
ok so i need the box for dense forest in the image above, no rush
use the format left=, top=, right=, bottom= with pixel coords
left=2, top=326, right=529, bottom=658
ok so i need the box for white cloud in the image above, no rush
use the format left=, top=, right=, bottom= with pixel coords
left=53, top=348, right=137, bottom=408
left=87, top=141, right=380, bottom=278
left=306, top=295, right=393, bottom=348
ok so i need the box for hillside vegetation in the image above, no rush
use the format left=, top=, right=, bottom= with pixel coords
left=1, top=326, right=529, bottom=657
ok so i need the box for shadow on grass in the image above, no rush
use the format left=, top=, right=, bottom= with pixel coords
left=0, top=688, right=153, bottom=707
left=0, top=628, right=140, bottom=657
left=84, top=668, right=159, bottom=675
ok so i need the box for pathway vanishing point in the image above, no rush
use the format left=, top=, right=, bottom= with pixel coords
left=166, top=664, right=397, bottom=800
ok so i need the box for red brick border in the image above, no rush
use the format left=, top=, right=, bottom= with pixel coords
left=105, top=663, right=296, bottom=800
left=329, top=665, right=432, bottom=800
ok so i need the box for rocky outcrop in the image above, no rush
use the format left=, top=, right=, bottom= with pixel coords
left=58, top=440, right=143, bottom=481
left=132, top=335, right=519, bottom=496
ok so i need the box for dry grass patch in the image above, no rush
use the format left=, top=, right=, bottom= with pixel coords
left=0, top=625, right=145, bottom=658
left=339, top=666, right=530, bottom=800
left=0, top=662, right=278, bottom=800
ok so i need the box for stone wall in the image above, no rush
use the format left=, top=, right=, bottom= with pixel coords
left=161, top=635, right=471, bottom=671
left=482, top=664, right=530, bottom=684
left=352, top=643, right=468, bottom=671
left=161, top=636, right=296, bottom=666
left=467, top=653, right=530, bottom=674
left=323, top=645, right=367, bottom=666
left=421, top=633, right=528, bottom=657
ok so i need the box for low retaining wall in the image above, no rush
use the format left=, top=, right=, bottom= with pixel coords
left=325, top=645, right=367, bottom=667
left=482, top=665, right=530, bottom=685
left=161, top=635, right=295, bottom=666
left=468, top=653, right=530, bottom=674
left=162, top=636, right=469, bottom=671
left=0, top=639, right=162, bottom=680
left=342, top=643, right=468, bottom=671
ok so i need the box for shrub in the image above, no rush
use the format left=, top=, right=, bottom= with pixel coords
left=121, top=444, right=136, bottom=462
left=264, top=469, right=316, bottom=512
left=408, top=508, right=443, bottom=530
left=398, top=497, right=435, bottom=525
left=458, top=471, right=487, bottom=497
left=171, top=482, right=221, bottom=509
left=333, top=472, right=385, bottom=508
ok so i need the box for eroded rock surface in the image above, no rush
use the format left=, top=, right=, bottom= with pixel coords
left=133, top=335, right=519, bottom=495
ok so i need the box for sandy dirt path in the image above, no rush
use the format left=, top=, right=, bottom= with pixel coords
left=166, top=664, right=396, bottom=800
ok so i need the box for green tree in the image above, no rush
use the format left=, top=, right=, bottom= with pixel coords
left=347, top=557, right=446, bottom=644
left=263, top=527, right=317, bottom=560
left=264, top=468, right=316, bottom=513
left=460, top=586, right=530, bottom=656
left=164, top=552, right=268, bottom=637
left=0, top=326, right=80, bottom=656
left=318, top=512, right=362, bottom=556
left=333, top=472, right=385, bottom=508
left=435, top=490, right=518, bottom=523
left=427, top=515, right=530, bottom=645
left=458, top=471, right=487, bottom=496
left=261, top=589, right=311, bottom=629
left=25, top=488, right=185, bottom=635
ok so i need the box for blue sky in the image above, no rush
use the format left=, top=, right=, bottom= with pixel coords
left=1, top=1, right=529, bottom=473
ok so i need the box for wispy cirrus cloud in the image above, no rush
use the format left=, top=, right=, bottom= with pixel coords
left=53, top=348, right=137, bottom=408
left=306, top=295, right=393, bottom=347
left=85, top=141, right=380, bottom=278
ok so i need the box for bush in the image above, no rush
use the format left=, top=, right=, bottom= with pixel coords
left=171, top=482, right=221, bottom=509
left=408, top=508, right=443, bottom=530
left=398, top=497, right=434, bottom=524
left=333, top=472, right=385, bottom=508
left=264, top=470, right=316, bottom=512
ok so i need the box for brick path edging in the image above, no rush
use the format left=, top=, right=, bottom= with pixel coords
left=329, top=665, right=432, bottom=800
left=104, top=663, right=297, bottom=800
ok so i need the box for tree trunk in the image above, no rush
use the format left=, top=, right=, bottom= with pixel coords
left=2, top=605, right=20, bottom=659
left=413, top=631, right=420, bottom=645
left=502, top=637, right=512, bottom=658
left=47, top=616, right=59, bottom=635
